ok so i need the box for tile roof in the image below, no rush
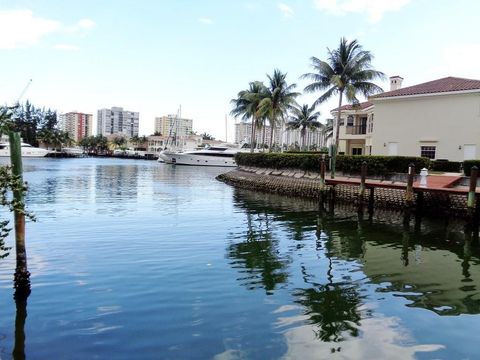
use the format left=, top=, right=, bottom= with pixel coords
left=332, top=101, right=374, bottom=112
left=371, top=77, right=480, bottom=99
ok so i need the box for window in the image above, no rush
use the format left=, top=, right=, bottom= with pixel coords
left=347, top=115, right=354, bottom=126
left=352, top=147, right=363, bottom=155
left=420, top=146, right=436, bottom=159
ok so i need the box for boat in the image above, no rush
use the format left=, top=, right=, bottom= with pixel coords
left=158, top=144, right=248, bottom=167
left=0, top=142, right=51, bottom=157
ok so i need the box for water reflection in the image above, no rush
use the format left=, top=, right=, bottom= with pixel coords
left=230, top=188, right=480, bottom=326
left=227, top=209, right=290, bottom=294
left=12, top=298, right=27, bottom=360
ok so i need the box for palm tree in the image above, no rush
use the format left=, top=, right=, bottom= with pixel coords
left=112, top=135, right=126, bottom=149
left=302, top=37, right=384, bottom=176
left=287, top=104, right=321, bottom=150
left=230, top=81, right=267, bottom=152
left=259, top=69, right=299, bottom=152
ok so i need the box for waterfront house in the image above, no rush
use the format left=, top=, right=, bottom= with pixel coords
left=332, top=76, right=480, bottom=161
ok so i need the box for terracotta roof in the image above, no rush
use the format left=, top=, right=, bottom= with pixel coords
left=332, top=101, right=374, bottom=112
left=371, top=77, right=480, bottom=99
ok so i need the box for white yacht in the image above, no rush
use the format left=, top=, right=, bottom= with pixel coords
left=158, top=144, right=248, bottom=167
left=0, top=142, right=51, bottom=157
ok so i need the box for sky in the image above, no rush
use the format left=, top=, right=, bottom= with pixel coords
left=0, top=0, right=479, bottom=141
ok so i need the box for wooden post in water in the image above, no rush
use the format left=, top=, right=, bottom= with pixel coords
left=467, top=166, right=479, bottom=229
left=404, top=164, right=415, bottom=225
left=467, top=166, right=478, bottom=209
left=320, top=157, right=326, bottom=190
left=358, top=161, right=367, bottom=209
left=8, top=132, right=30, bottom=299
left=319, top=157, right=326, bottom=205
left=405, top=163, right=415, bottom=204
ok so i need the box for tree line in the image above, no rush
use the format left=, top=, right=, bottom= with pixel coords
left=230, top=37, right=385, bottom=176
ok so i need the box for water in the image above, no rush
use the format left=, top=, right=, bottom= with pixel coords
left=0, top=158, right=479, bottom=359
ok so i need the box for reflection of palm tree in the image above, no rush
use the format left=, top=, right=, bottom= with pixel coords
left=295, top=210, right=364, bottom=342
left=227, top=211, right=289, bottom=293
left=12, top=298, right=28, bottom=360
left=294, top=282, right=362, bottom=342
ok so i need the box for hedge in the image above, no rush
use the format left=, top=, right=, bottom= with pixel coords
left=235, top=153, right=431, bottom=176
left=431, top=160, right=462, bottom=173
left=463, top=161, right=480, bottom=176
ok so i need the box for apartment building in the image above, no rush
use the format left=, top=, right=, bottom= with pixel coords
left=59, top=112, right=93, bottom=142
left=97, top=107, right=139, bottom=138
left=234, top=122, right=324, bottom=149
left=154, top=115, right=193, bottom=138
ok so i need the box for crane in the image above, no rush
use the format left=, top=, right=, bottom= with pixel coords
left=15, top=79, right=32, bottom=104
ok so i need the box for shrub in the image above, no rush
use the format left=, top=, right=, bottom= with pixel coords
left=236, top=153, right=430, bottom=176
left=431, top=160, right=462, bottom=172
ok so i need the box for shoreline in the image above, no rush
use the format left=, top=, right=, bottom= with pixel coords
left=217, top=166, right=470, bottom=218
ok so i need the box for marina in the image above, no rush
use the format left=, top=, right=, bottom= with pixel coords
left=0, top=158, right=479, bottom=359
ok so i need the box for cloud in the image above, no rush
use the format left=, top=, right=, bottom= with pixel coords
left=198, top=17, right=214, bottom=25
left=430, top=43, right=480, bottom=79
left=64, top=18, right=96, bottom=33
left=313, top=0, right=411, bottom=23
left=0, top=9, right=95, bottom=49
left=278, top=3, right=294, bottom=17
left=54, top=44, right=80, bottom=51
left=0, top=9, right=60, bottom=49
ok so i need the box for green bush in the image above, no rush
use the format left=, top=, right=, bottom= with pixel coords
left=236, top=153, right=430, bottom=176
left=431, top=160, right=462, bottom=172
left=463, top=161, right=480, bottom=176
left=336, top=155, right=430, bottom=175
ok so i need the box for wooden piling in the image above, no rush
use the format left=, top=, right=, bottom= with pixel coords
left=359, top=161, right=367, bottom=199
left=8, top=132, right=30, bottom=299
left=405, top=163, right=415, bottom=204
left=467, top=166, right=478, bottom=209
left=320, top=157, right=326, bottom=190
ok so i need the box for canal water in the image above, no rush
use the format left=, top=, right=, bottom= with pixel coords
left=0, top=158, right=479, bottom=359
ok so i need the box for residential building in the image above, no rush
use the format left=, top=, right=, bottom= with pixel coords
left=59, top=112, right=93, bottom=142
left=330, top=102, right=374, bottom=155
left=370, top=77, right=480, bottom=161
left=97, top=107, right=139, bottom=138
left=234, top=122, right=325, bottom=149
left=154, top=115, right=193, bottom=138
left=332, top=76, right=480, bottom=161
left=147, top=134, right=202, bottom=153
left=234, top=122, right=281, bottom=147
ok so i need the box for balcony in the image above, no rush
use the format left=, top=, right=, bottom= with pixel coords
left=345, top=125, right=367, bottom=135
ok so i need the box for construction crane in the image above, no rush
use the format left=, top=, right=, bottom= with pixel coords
left=15, top=79, right=32, bottom=104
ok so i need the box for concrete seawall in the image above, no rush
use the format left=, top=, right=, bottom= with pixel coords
left=217, top=166, right=469, bottom=216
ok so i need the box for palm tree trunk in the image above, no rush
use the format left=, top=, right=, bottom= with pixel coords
left=262, top=123, right=266, bottom=152
left=269, top=121, right=274, bottom=152
left=331, top=91, right=343, bottom=179
left=250, top=117, right=256, bottom=153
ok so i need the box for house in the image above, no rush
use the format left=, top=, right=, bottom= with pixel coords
left=331, top=101, right=374, bottom=156
left=333, top=76, right=480, bottom=161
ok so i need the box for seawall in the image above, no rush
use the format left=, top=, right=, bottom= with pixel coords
left=217, top=166, right=469, bottom=216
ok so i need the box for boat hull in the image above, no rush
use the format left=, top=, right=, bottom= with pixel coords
left=158, top=151, right=237, bottom=167
left=0, top=149, right=51, bottom=157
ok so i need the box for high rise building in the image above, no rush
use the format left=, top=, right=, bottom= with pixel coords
left=59, top=112, right=93, bottom=142
left=97, top=107, right=139, bottom=138
left=234, top=121, right=325, bottom=149
left=154, top=115, right=193, bottom=138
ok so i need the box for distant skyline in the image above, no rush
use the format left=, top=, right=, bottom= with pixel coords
left=1, top=0, right=479, bottom=141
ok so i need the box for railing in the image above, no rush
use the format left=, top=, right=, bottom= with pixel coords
left=345, top=125, right=367, bottom=135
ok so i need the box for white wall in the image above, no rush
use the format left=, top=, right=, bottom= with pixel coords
left=371, top=93, right=480, bottom=161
